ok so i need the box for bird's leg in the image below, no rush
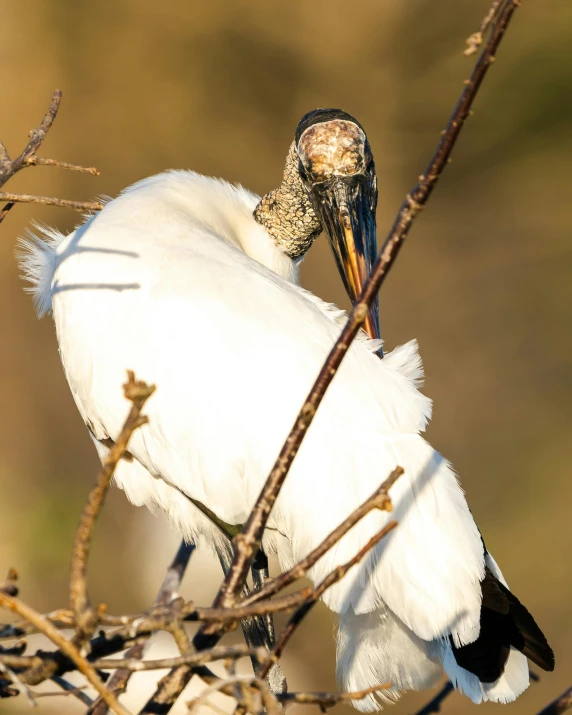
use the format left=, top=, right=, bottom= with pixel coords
left=216, top=544, right=287, bottom=694
left=251, top=550, right=276, bottom=646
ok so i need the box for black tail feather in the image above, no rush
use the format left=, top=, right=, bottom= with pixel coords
left=451, top=566, right=554, bottom=683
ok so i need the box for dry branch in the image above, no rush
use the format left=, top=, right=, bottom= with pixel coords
left=88, top=541, right=195, bottom=715
left=0, top=191, right=103, bottom=212
left=258, top=521, right=398, bottom=681
left=0, top=592, right=130, bottom=715
left=242, top=467, right=402, bottom=608
left=0, top=89, right=101, bottom=223
left=278, top=683, right=392, bottom=708
left=92, top=645, right=265, bottom=672
left=537, top=685, right=572, bottom=715
left=70, top=372, right=155, bottom=645
left=465, top=0, right=504, bottom=55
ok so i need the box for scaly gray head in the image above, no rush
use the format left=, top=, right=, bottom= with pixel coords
left=254, top=108, right=380, bottom=341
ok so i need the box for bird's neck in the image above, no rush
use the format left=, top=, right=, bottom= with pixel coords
left=254, top=142, right=322, bottom=261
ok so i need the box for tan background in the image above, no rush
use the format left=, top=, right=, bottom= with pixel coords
left=1, top=1, right=571, bottom=713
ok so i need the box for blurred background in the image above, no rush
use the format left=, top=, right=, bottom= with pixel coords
left=1, top=0, right=570, bottom=713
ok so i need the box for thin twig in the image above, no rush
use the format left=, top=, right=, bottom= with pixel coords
left=88, top=542, right=195, bottom=715
left=70, top=372, right=155, bottom=645
left=51, top=675, right=95, bottom=706
left=465, top=0, right=504, bottom=56
left=0, top=90, right=100, bottom=192
left=278, top=683, right=392, bottom=708
left=536, top=685, right=572, bottom=715
left=0, top=608, right=76, bottom=640
left=412, top=681, right=454, bottom=715
left=258, top=521, right=398, bottom=679
left=25, top=156, right=100, bottom=175
left=0, top=192, right=103, bottom=212
left=91, top=645, right=265, bottom=672
left=241, top=467, right=402, bottom=607
left=0, top=90, right=62, bottom=188
left=0, top=592, right=131, bottom=715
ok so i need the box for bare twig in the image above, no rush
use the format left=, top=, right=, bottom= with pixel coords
left=187, top=675, right=279, bottom=715
left=0, top=608, right=75, bottom=640
left=465, top=0, right=504, bottom=56
left=51, top=675, right=95, bottom=706
left=88, top=542, right=194, bottom=715
left=241, top=467, right=402, bottom=607
left=70, top=372, right=155, bottom=645
left=0, top=191, right=103, bottom=212
left=278, top=683, right=392, bottom=708
left=258, top=521, right=398, bottom=679
left=0, top=90, right=62, bottom=188
left=24, top=156, right=100, bottom=175
left=0, top=90, right=101, bottom=220
left=413, top=681, right=454, bottom=715
left=91, top=644, right=265, bottom=672
left=0, top=592, right=130, bottom=715
left=537, top=685, right=572, bottom=715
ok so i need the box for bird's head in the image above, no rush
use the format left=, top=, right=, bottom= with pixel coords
left=254, top=108, right=380, bottom=341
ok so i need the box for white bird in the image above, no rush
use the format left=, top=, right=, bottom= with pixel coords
left=18, top=109, right=553, bottom=709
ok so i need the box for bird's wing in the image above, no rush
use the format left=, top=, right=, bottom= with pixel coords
left=47, top=196, right=484, bottom=649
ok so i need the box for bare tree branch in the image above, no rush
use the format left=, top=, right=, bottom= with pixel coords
left=278, top=683, right=392, bottom=708
left=88, top=541, right=195, bottom=715
left=0, top=89, right=101, bottom=219
left=0, top=90, right=63, bottom=188
left=24, top=156, right=100, bottom=175
left=70, top=372, right=155, bottom=646
left=0, top=191, right=103, bottom=212
left=258, top=521, right=398, bottom=681
left=537, top=685, right=572, bottom=715
left=465, top=0, right=504, bottom=56
left=241, top=467, right=402, bottom=608
left=91, top=644, right=265, bottom=672
left=0, top=592, right=130, bottom=715
left=51, top=675, right=95, bottom=706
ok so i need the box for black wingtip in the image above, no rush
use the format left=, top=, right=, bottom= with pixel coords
left=451, top=566, right=555, bottom=682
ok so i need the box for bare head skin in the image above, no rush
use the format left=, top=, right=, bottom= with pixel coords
left=254, top=108, right=380, bottom=342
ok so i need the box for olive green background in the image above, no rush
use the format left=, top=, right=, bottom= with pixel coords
left=1, top=1, right=570, bottom=713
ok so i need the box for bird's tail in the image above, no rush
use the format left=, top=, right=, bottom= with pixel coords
left=336, top=606, right=442, bottom=711
left=16, top=225, right=65, bottom=318
left=439, top=551, right=553, bottom=704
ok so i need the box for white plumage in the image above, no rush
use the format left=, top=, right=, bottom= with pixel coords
left=18, top=168, right=537, bottom=709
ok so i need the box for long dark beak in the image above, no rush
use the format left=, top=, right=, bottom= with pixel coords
left=312, top=176, right=381, bottom=344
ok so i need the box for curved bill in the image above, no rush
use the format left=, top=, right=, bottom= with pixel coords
left=312, top=176, right=382, bottom=347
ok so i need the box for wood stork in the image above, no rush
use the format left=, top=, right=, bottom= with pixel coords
left=18, top=108, right=553, bottom=709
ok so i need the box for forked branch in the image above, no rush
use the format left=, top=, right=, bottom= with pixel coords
left=0, top=89, right=101, bottom=223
